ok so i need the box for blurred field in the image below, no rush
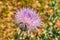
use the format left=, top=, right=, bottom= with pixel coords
left=0, top=0, right=60, bottom=40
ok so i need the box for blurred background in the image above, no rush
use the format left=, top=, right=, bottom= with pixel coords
left=0, top=0, right=60, bottom=40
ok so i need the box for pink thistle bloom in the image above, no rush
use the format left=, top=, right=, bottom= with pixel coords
left=15, top=8, right=41, bottom=30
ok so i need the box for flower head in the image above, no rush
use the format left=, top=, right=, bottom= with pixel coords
left=15, top=8, right=41, bottom=30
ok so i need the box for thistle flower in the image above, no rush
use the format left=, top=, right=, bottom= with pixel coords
left=15, top=8, right=41, bottom=30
